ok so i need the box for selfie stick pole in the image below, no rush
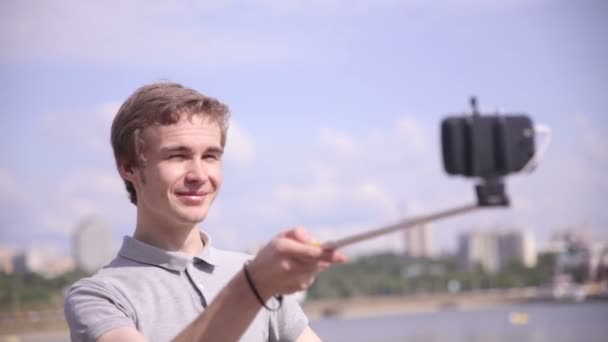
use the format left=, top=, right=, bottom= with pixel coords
left=321, top=178, right=509, bottom=250
left=321, top=203, right=480, bottom=250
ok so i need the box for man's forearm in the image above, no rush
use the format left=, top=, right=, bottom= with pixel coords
left=173, top=269, right=264, bottom=342
left=171, top=228, right=345, bottom=342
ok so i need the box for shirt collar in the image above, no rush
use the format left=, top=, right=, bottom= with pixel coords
left=118, top=231, right=219, bottom=272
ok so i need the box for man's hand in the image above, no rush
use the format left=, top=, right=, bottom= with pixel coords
left=247, top=227, right=346, bottom=300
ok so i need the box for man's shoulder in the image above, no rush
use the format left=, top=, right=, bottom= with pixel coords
left=64, top=275, right=119, bottom=314
left=66, top=256, right=156, bottom=299
left=64, top=259, right=140, bottom=342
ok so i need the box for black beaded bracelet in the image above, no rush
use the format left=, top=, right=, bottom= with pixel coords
left=243, top=263, right=283, bottom=311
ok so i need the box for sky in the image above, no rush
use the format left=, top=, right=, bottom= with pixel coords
left=0, top=0, right=607, bottom=258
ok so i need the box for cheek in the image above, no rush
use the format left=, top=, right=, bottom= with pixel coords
left=209, top=165, right=223, bottom=187
left=149, top=165, right=184, bottom=190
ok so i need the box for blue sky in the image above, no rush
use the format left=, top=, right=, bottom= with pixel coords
left=1, top=0, right=606, bottom=257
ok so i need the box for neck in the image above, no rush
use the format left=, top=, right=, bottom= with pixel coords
left=133, top=212, right=205, bottom=257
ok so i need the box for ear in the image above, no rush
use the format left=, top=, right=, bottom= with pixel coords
left=117, top=160, right=137, bottom=183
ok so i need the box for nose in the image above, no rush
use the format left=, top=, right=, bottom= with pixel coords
left=185, top=159, right=207, bottom=184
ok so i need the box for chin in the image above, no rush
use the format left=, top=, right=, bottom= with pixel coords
left=169, top=200, right=213, bottom=224
left=177, top=214, right=206, bottom=224
left=178, top=210, right=208, bottom=224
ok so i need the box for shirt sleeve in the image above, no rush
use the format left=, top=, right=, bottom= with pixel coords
left=269, top=294, right=309, bottom=342
left=64, top=278, right=135, bottom=342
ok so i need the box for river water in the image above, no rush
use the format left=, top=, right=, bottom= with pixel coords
left=310, top=302, right=608, bottom=342
left=4, top=301, right=607, bottom=341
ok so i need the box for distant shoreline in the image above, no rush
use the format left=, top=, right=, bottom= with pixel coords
left=302, top=287, right=607, bottom=320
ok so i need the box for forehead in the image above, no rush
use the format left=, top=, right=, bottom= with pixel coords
left=141, top=115, right=222, bottom=148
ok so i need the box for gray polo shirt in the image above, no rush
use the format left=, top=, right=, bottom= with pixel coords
left=64, top=234, right=308, bottom=342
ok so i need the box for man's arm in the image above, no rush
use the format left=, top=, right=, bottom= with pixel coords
left=93, top=227, right=344, bottom=342
left=97, top=327, right=146, bottom=342
left=172, top=266, right=274, bottom=341
left=173, top=227, right=344, bottom=341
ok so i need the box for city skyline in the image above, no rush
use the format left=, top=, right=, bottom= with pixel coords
left=1, top=0, right=606, bottom=257
left=0, top=219, right=598, bottom=277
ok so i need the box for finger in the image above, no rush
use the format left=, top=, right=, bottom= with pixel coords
left=289, top=257, right=322, bottom=273
left=316, top=260, right=332, bottom=271
left=290, top=257, right=333, bottom=273
left=319, top=249, right=348, bottom=264
left=283, top=226, right=314, bottom=244
left=275, top=237, right=324, bottom=262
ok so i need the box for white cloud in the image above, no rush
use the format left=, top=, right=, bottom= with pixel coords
left=31, top=168, right=130, bottom=235
left=23, top=103, right=127, bottom=234
left=38, top=104, right=115, bottom=155
left=273, top=180, right=341, bottom=217
left=319, top=126, right=358, bottom=159
left=0, top=1, right=323, bottom=68
left=253, top=116, right=430, bottom=248
left=353, top=182, right=399, bottom=217
left=0, top=0, right=541, bottom=68
left=1, top=101, right=133, bottom=242
left=365, top=115, right=431, bottom=167
left=395, top=116, right=427, bottom=155
left=224, top=121, right=256, bottom=167
left=57, top=169, right=124, bottom=198
left=98, top=102, right=121, bottom=125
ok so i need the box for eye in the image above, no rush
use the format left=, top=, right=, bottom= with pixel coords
left=203, top=154, right=220, bottom=161
left=168, top=154, right=186, bottom=160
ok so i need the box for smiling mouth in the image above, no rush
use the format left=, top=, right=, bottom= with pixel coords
left=176, top=192, right=208, bottom=197
left=175, top=192, right=209, bottom=204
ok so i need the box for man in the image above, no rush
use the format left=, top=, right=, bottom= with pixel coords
left=64, top=82, right=346, bottom=341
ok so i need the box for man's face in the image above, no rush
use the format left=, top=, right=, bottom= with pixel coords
left=128, top=115, right=223, bottom=228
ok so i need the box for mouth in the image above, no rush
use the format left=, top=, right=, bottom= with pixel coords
left=175, top=191, right=210, bottom=205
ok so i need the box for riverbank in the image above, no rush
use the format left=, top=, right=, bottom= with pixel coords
left=310, top=301, right=608, bottom=342
left=303, top=287, right=548, bottom=319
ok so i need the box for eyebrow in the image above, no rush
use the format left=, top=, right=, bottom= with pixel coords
left=160, top=145, right=224, bottom=155
left=205, top=146, right=224, bottom=155
left=160, top=146, right=191, bottom=154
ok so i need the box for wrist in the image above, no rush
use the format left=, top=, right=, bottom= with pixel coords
left=243, top=263, right=283, bottom=311
left=245, top=260, right=276, bottom=300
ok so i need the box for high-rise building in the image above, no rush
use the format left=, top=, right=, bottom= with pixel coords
left=73, top=217, right=116, bottom=274
left=459, top=229, right=537, bottom=273
left=499, top=230, right=537, bottom=268
left=458, top=231, right=500, bottom=273
left=404, top=224, right=434, bottom=258
left=521, top=230, right=537, bottom=268
left=0, top=248, right=15, bottom=274
left=12, top=248, right=45, bottom=275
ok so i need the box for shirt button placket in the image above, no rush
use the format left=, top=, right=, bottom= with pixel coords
left=185, top=263, right=208, bottom=308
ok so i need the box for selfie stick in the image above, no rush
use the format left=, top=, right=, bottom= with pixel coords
left=321, top=177, right=508, bottom=250
left=321, top=98, right=514, bottom=250
left=321, top=203, right=480, bottom=250
left=322, top=180, right=510, bottom=250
